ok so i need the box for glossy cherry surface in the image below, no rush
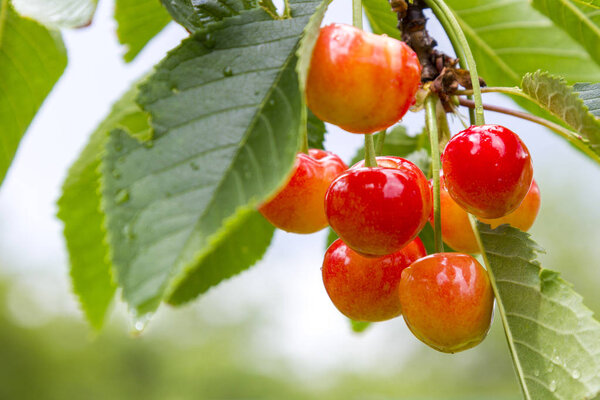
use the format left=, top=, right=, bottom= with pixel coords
left=259, top=149, right=347, bottom=234
left=322, top=237, right=426, bottom=322
left=442, top=124, right=533, bottom=219
left=433, top=178, right=541, bottom=254
left=399, top=253, right=494, bottom=353
left=325, top=156, right=431, bottom=256
left=306, top=23, right=421, bottom=134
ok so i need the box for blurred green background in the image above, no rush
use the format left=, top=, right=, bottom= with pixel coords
left=1, top=0, right=599, bottom=399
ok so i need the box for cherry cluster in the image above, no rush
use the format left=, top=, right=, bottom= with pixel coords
left=259, top=24, right=540, bottom=353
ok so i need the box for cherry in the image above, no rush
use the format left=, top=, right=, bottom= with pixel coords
left=434, top=179, right=541, bottom=254
left=442, top=124, right=533, bottom=219
left=322, top=237, right=426, bottom=322
left=399, top=253, right=494, bottom=353
left=306, top=23, right=421, bottom=134
left=325, top=156, right=431, bottom=256
left=259, top=149, right=347, bottom=234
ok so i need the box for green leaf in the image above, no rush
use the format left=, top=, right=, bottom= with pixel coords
left=477, top=224, right=600, bottom=400
left=307, top=108, right=326, bottom=149
left=115, top=0, right=172, bottom=62
left=160, top=0, right=258, bottom=33
left=521, top=71, right=600, bottom=153
left=57, top=83, right=150, bottom=330
left=326, top=227, right=337, bottom=249
left=532, top=0, right=600, bottom=67
left=0, top=1, right=67, bottom=186
left=12, top=0, right=97, bottom=29
left=446, top=0, right=600, bottom=85
left=574, top=82, right=600, bottom=118
left=167, top=211, right=274, bottom=305
left=350, top=319, right=371, bottom=333
left=101, top=1, right=324, bottom=315
left=363, top=0, right=401, bottom=39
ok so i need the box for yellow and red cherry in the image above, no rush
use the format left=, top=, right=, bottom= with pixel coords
left=259, top=149, right=347, bottom=234
left=325, top=156, right=431, bottom=256
left=399, top=253, right=494, bottom=353
left=322, top=237, right=427, bottom=322
left=433, top=179, right=541, bottom=254
left=442, top=124, right=533, bottom=219
left=306, top=23, right=422, bottom=134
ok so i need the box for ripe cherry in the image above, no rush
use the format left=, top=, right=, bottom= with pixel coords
left=325, top=156, right=431, bottom=256
left=322, top=237, right=426, bottom=322
left=399, top=253, right=494, bottom=353
left=442, top=124, right=533, bottom=219
left=306, top=23, right=421, bottom=134
left=435, top=179, right=541, bottom=254
left=259, top=149, right=347, bottom=234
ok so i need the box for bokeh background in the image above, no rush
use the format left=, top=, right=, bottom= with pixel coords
left=0, top=1, right=599, bottom=399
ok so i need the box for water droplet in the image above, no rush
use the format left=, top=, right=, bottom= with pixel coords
left=190, top=162, right=199, bottom=170
left=547, top=364, right=554, bottom=373
left=129, top=312, right=153, bottom=337
left=222, top=66, right=233, bottom=77
left=553, top=355, right=561, bottom=364
left=144, top=140, right=154, bottom=149
left=534, top=369, right=540, bottom=377
left=549, top=380, right=557, bottom=392
left=112, top=170, right=121, bottom=179
left=123, top=224, right=136, bottom=240
left=202, top=33, right=216, bottom=48
left=115, top=189, right=130, bottom=204
left=268, top=99, right=275, bottom=106
left=572, top=370, right=581, bottom=379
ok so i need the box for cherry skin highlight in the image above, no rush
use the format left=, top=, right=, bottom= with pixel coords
left=442, top=124, right=533, bottom=219
left=433, top=179, right=541, bottom=254
left=306, top=23, right=422, bottom=134
left=322, top=237, right=427, bottom=322
left=259, top=149, right=347, bottom=234
left=399, top=253, right=494, bottom=353
left=325, top=156, right=431, bottom=256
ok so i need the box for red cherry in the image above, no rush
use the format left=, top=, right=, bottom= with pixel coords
left=322, top=237, right=426, bottom=322
left=442, top=124, right=533, bottom=218
left=325, top=156, right=431, bottom=256
left=259, top=149, right=347, bottom=234
left=399, top=253, right=494, bottom=353
left=432, top=178, right=541, bottom=254
left=306, top=23, right=421, bottom=134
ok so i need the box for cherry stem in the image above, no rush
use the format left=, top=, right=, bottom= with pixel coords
left=459, top=98, right=600, bottom=164
left=364, top=134, right=378, bottom=167
left=352, top=0, right=362, bottom=30
left=375, top=130, right=386, bottom=155
left=424, top=0, right=484, bottom=126
left=300, top=125, right=309, bottom=154
left=425, top=95, right=444, bottom=254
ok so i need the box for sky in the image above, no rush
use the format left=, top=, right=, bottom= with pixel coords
left=0, top=0, right=599, bottom=377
